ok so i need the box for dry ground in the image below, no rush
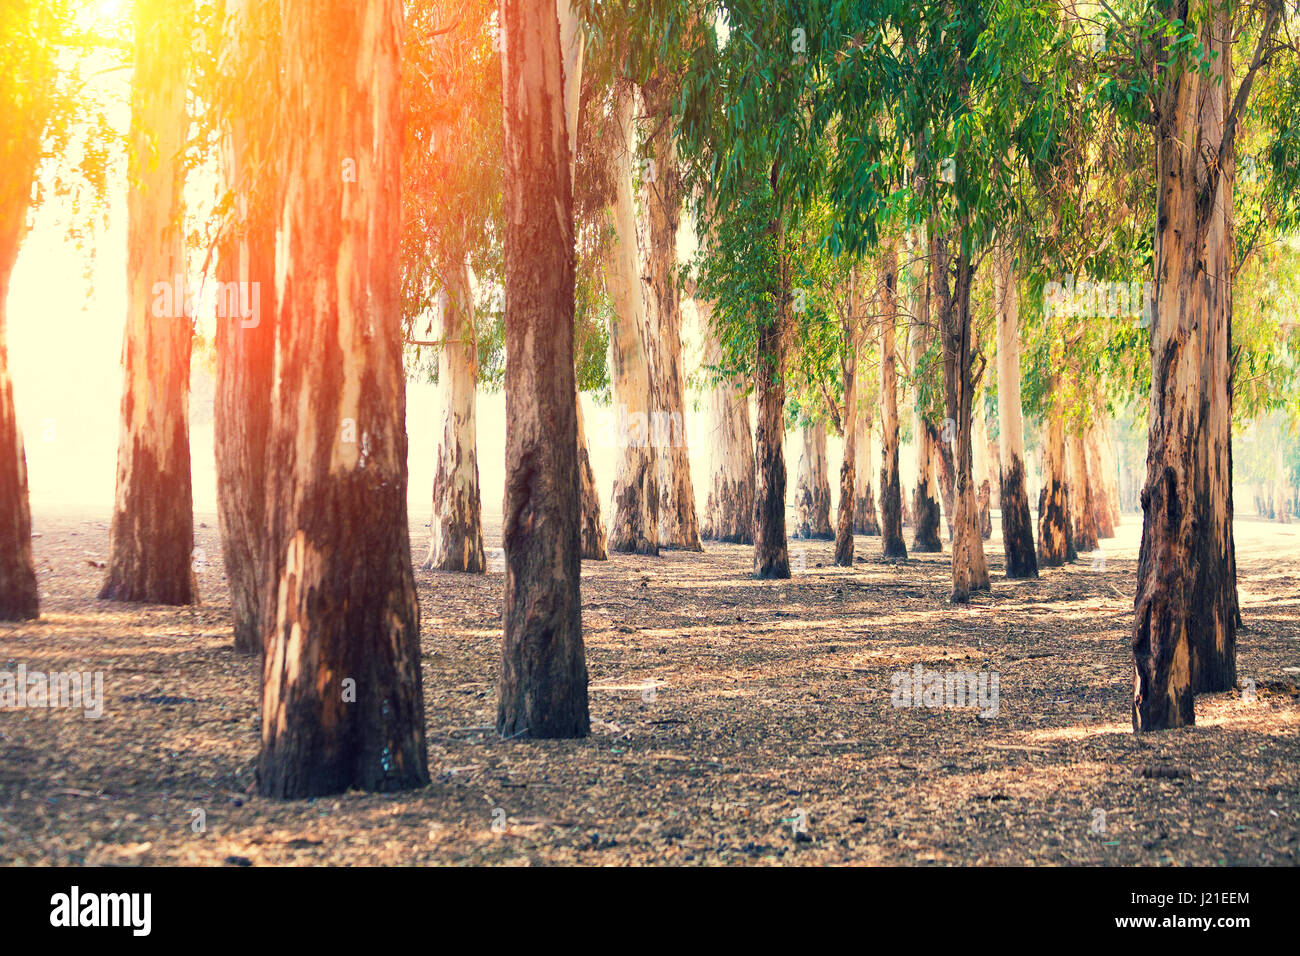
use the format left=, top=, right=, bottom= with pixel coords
left=1, top=507, right=1297, bottom=866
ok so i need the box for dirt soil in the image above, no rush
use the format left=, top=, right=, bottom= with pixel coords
left=1, top=508, right=1297, bottom=866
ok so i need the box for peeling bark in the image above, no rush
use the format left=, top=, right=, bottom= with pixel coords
left=604, top=84, right=658, bottom=556
left=834, top=269, right=860, bottom=566
left=1087, top=412, right=1119, bottom=537
left=700, top=299, right=754, bottom=543
left=933, top=228, right=989, bottom=602
left=1068, top=429, right=1100, bottom=553
left=101, top=0, right=197, bottom=607
left=909, top=268, right=942, bottom=554
left=794, top=421, right=834, bottom=540
left=258, top=0, right=428, bottom=796
left=1134, top=0, right=1242, bottom=728
left=642, top=79, right=701, bottom=552
left=853, top=405, right=881, bottom=536
left=0, top=8, right=44, bottom=622
left=424, top=265, right=485, bottom=573
left=878, top=248, right=906, bottom=559
left=936, top=433, right=957, bottom=542
left=215, top=0, right=277, bottom=652
left=496, top=0, right=589, bottom=738
left=576, top=400, right=607, bottom=559
left=1037, top=368, right=1073, bottom=567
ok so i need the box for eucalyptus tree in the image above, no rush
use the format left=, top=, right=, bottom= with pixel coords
left=401, top=0, right=500, bottom=574
left=833, top=262, right=866, bottom=564
left=699, top=291, right=756, bottom=543
left=815, top=0, right=1069, bottom=600
left=678, top=1, right=832, bottom=579
left=258, top=0, right=427, bottom=796
left=0, top=0, right=91, bottom=620
left=1089, top=0, right=1287, bottom=729
left=992, top=241, right=1038, bottom=577
left=878, top=240, right=909, bottom=559
left=582, top=1, right=708, bottom=551
left=909, top=252, right=944, bottom=554
left=212, top=0, right=280, bottom=652
left=100, top=0, right=198, bottom=605
left=495, top=0, right=590, bottom=738
left=602, top=80, right=661, bottom=554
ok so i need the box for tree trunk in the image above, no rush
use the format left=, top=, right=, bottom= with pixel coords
left=973, top=402, right=993, bottom=540
left=1134, top=1, right=1241, bottom=728
left=495, top=0, right=589, bottom=738
left=993, top=241, right=1037, bottom=578
left=1037, top=371, right=1074, bottom=567
left=0, top=10, right=45, bottom=622
left=101, top=0, right=197, bottom=606
left=258, top=0, right=428, bottom=797
left=576, top=401, right=608, bottom=558
left=558, top=4, right=606, bottom=562
left=1086, top=414, right=1116, bottom=539
left=910, top=263, right=942, bottom=554
left=794, top=421, right=834, bottom=540
left=934, top=230, right=989, bottom=601
left=424, top=265, right=485, bottom=572
left=0, top=260, right=38, bottom=622
left=935, top=432, right=957, bottom=542
left=604, top=83, right=659, bottom=555
left=986, top=421, right=1001, bottom=512
left=1088, top=411, right=1120, bottom=533
left=878, top=247, right=906, bottom=558
left=700, top=299, right=754, bottom=543
left=215, top=0, right=277, bottom=652
left=642, top=81, right=701, bottom=552
left=753, top=186, right=790, bottom=580
left=853, top=407, right=881, bottom=535
left=834, top=270, right=860, bottom=566
left=1068, top=428, right=1100, bottom=553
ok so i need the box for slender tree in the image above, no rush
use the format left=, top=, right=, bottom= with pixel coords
left=215, top=0, right=278, bottom=651
left=1068, top=425, right=1100, bottom=552
left=700, top=297, right=755, bottom=543
left=642, top=76, right=702, bottom=551
left=558, top=0, right=608, bottom=561
left=972, top=397, right=993, bottom=539
left=932, top=226, right=990, bottom=601
left=878, top=246, right=907, bottom=559
left=910, top=270, right=943, bottom=553
left=0, top=0, right=58, bottom=621
left=794, top=420, right=834, bottom=539
left=833, top=266, right=861, bottom=565
left=496, top=0, right=589, bottom=737
left=424, top=270, right=486, bottom=572
left=100, top=0, right=197, bottom=606
left=853, top=403, right=881, bottom=535
left=604, top=82, right=660, bottom=555
left=993, top=239, right=1037, bottom=577
left=1037, top=361, right=1074, bottom=566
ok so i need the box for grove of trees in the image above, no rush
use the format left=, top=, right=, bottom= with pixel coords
left=2, top=0, right=1299, bottom=800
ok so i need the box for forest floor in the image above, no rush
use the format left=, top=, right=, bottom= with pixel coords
left=1, top=507, right=1297, bottom=866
